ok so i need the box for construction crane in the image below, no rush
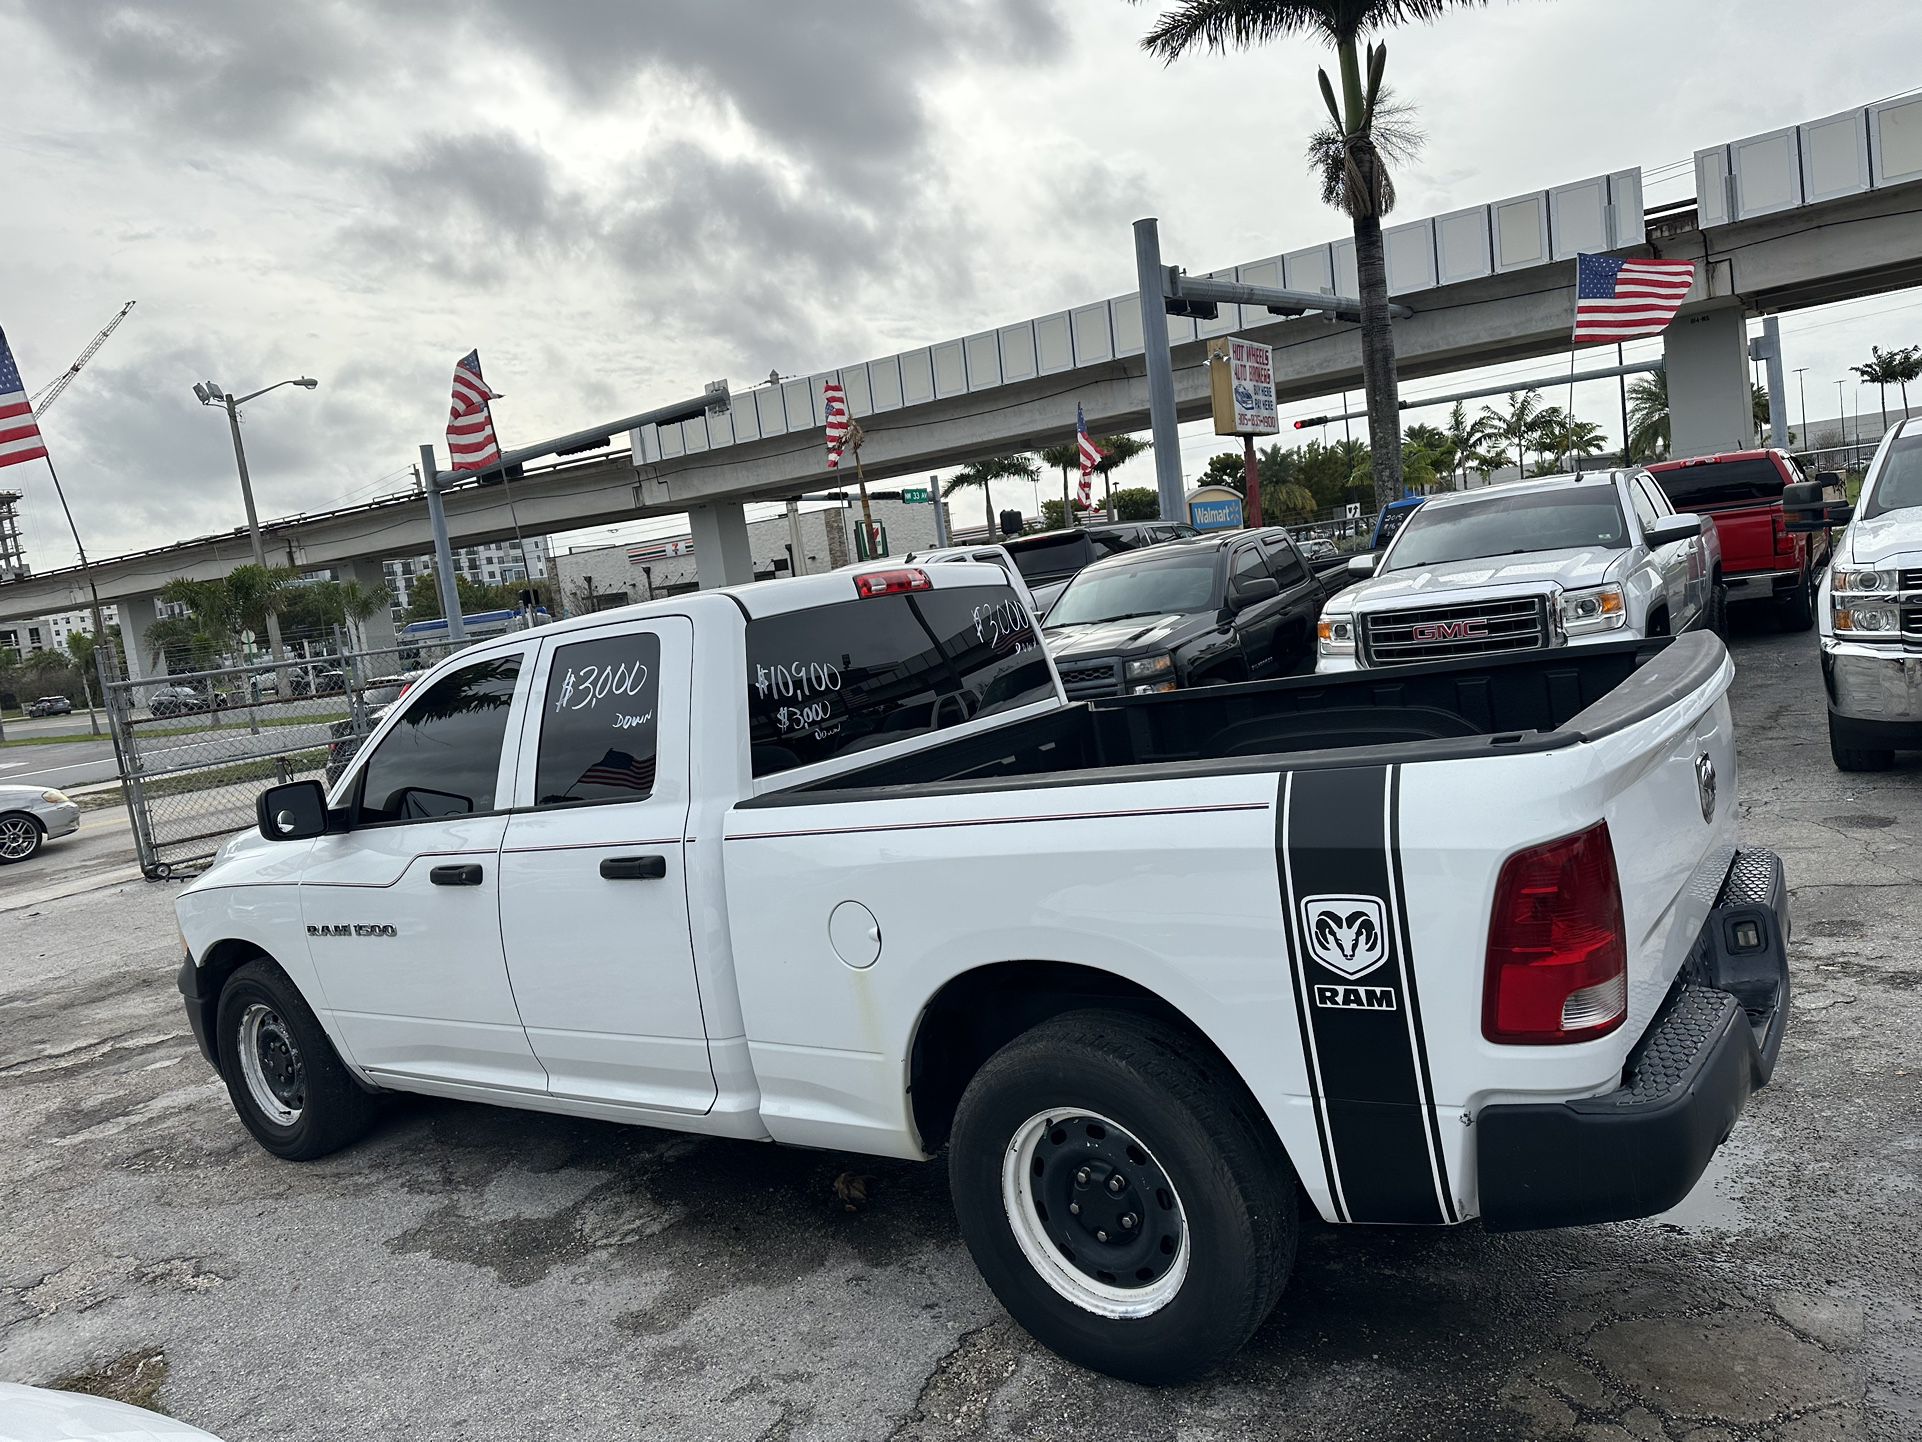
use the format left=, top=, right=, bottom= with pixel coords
left=30, top=300, right=136, bottom=417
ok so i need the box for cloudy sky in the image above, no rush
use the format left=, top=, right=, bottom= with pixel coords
left=3, top=0, right=1920, bottom=572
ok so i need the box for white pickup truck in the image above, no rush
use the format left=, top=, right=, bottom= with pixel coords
left=175, top=562, right=1790, bottom=1382
left=1317, top=471, right=1723, bottom=672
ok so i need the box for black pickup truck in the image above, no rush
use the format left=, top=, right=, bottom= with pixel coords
left=1042, top=528, right=1329, bottom=699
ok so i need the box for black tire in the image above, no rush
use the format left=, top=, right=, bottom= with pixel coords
left=1647, top=608, right=1672, bottom=638
left=1828, top=714, right=1894, bottom=773
left=1779, top=564, right=1815, bottom=632
left=1706, top=582, right=1729, bottom=640
left=0, top=812, right=45, bottom=864
left=215, top=958, right=377, bottom=1160
left=948, top=1010, right=1297, bottom=1384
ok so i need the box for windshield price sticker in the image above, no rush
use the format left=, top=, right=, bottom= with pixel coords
left=755, top=660, right=845, bottom=736
left=555, top=654, right=655, bottom=731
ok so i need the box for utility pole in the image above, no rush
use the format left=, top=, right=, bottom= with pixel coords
left=785, top=499, right=808, bottom=577
left=420, top=443, right=466, bottom=641
left=1133, top=220, right=1187, bottom=525
left=932, top=474, right=950, bottom=545
left=1793, top=368, right=1809, bottom=452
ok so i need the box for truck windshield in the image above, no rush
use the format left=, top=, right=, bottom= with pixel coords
left=1385, top=489, right=1629, bottom=571
left=744, top=584, right=1056, bottom=778
left=1653, top=458, right=1788, bottom=508
left=1047, top=555, right=1219, bottom=626
left=1862, top=435, right=1922, bottom=519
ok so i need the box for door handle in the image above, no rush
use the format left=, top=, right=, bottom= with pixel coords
left=430, top=863, right=484, bottom=886
left=600, top=855, right=668, bottom=881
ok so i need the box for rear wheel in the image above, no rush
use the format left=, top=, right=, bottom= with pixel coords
left=1779, top=563, right=1815, bottom=632
left=1706, top=582, right=1729, bottom=640
left=1828, top=713, right=1894, bottom=773
left=948, top=1010, right=1296, bottom=1384
left=0, top=814, right=44, bottom=864
left=215, top=959, right=377, bottom=1160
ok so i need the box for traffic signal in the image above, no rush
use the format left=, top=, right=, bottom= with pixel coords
left=1294, top=417, right=1329, bottom=429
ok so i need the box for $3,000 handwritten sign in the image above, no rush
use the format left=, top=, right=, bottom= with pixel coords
left=536, top=633, right=662, bottom=803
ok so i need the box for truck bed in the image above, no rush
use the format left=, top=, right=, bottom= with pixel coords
left=751, top=634, right=1719, bottom=805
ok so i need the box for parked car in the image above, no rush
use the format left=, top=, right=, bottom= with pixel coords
left=1297, top=536, right=1338, bottom=561
left=1810, top=416, right=1920, bottom=770
left=1319, top=470, right=1723, bottom=672
left=1003, top=521, right=1199, bottom=614
left=0, top=784, right=78, bottom=864
left=323, top=673, right=420, bottom=787
left=0, top=1382, right=225, bottom=1440
left=1648, top=448, right=1839, bottom=629
left=1043, top=529, right=1327, bottom=697
left=147, top=684, right=219, bottom=718
left=25, top=695, right=73, bottom=717
left=180, top=561, right=1786, bottom=1382
left=1370, top=495, right=1425, bottom=549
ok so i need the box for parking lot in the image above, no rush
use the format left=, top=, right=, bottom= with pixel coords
left=2, top=620, right=1917, bottom=1442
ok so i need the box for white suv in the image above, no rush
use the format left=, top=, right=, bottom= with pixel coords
left=1815, top=417, right=1922, bottom=770
left=1317, top=470, right=1723, bottom=672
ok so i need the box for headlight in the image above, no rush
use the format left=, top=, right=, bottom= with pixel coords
left=1125, top=653, right=1174, bottom=679
left=1559, top=585, right=1627, bottom=635
left=1317, top=615, right=1356, bottom=656
left=1833, top=599, right=1901, bottom=636
left=40, top=789, right=70, bottom=805
left=1833, top=568, right=1894, bottom=594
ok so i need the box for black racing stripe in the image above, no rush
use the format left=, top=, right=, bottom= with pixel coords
left=1275, top=772, right=1347, bottom=1223
left=1388, top=764, right=1457, bottom=1223
left=1284, top=766, right=1445, bottom=1225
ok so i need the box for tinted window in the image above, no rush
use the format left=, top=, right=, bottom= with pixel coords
left=1635, top=477, right=1672, bottom=519
left=1047, top=553, right=1222, bottom=626
left=1385, top=489, right=1629, bottom=571
left=1265, top=539, right=1310, bottom=587
left=357, top=654, right=522, bottom=823
left=1090, top=531, right=1137, bottom=557
left=1863, top=434, right=1922, bottom=519
left=1652, top=458, right=1789, bottom=508
left=745, top=585, right=1055, bottom=778
left=1005, top=532, right=1094, bottom=582
left=1628, top=480, right=1661, bottom=532
left=1232, top=548, right=1266, bottom=585
left=535, top=633, right=661, bottom=805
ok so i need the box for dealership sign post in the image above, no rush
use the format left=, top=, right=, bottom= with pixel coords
left=1208, top=337, right=1279, bottom=528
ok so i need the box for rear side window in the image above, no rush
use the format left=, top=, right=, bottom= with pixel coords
left=1265, top=539, right=1310, bottom=587
left=745, top=585, right=1054, bottom=778
left=535, top=633, right=661, bottom=805
left=357, top=654, right=522, bottom=823
left=1006, top=532, right=1093, bottom=582
left=1652, top=458, right=1788, bottom=507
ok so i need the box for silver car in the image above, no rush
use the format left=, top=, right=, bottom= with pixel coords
left=0, top=784, right=80, bottom=863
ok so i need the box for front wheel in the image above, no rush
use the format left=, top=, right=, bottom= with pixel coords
left=1828, top=713, right=1894, bottom=773
left=0, top=814, right=44, bottom=864
left=948, top=1011, right=1297, bottom=1384
left=215, top=958, right=377, bottom=1160
left=1779, top=565, right=1815, bottom=632
left=1706, top=582, right=1729, bottom=640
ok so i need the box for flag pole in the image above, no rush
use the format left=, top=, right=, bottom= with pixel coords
left=1564, top=258, right=1583, bottom=474
left=41, top=453, right=123, bottom=754
left=470, top=354, right=535, bottom=620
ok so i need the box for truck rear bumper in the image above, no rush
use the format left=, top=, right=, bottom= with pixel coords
left=1476, top=847, right=1789, bottom=1231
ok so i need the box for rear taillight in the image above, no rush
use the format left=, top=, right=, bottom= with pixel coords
left=854, top=568, right=932, bottom=598
left=1772, top=508, right=1792, bottom=554
left=1483, top=822, right=1628, bottom=1045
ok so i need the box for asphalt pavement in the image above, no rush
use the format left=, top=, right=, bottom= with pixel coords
left=0, top=616, right=1916, bottom=1441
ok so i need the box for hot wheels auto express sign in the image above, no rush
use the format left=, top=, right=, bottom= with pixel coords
left=1209, top=337, right=1278, bottom=437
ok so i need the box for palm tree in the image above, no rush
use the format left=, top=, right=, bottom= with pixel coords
left=1092, top=434, right=1152, bottom=519
left=1852, top=346, right=1904, bottom=436
left=944, top=455, right=1043, bottom=538
left=1142, top=1, right=1493, bottom=511
left=1481, top=389, right=1546, bottom=477
left=1444, top=400, right=1500, bottom=488
left=1626, top=366, right=1669, bottom=462
left=1038, top=441, right=1082, bottom=525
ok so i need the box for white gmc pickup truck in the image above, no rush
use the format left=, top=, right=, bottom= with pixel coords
left=175, top=562, right=1790, bottom=1382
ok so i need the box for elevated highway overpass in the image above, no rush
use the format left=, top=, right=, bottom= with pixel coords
left=5, top=90, right=1920, bottom=678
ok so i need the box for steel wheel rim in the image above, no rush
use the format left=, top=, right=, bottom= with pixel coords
left=1000, top=1108, right=1190, bottom=1319
left=0, top=818, right=39, bottom=861
left=237, top=1002, right=304, bottom=1126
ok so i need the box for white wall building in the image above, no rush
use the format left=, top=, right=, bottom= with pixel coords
left=0, top=603, right=120, bottom=656
left=382, top=536, right=550, bottom=621
left=552, top=496, right=946, bottom=615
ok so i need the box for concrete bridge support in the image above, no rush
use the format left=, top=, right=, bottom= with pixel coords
left=343, top=556, right=400, bottom=656
left=116, top=593, right=169, bottom=685
left=1666, top=303, right=1756, bottom=460
left=690, top=502, right=753, bottom=590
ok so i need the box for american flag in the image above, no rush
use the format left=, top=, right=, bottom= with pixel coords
left=1076, top=403, right=1104, bottom=508
left=446, top=349, right=503, bottom=471
left=578, top=747, right=656, bottom=793
left=0, top=328, right=49, bottom=471
left=1572, top=254, right=1696, bottom=344
left=822, top=378, right=850, bottom=469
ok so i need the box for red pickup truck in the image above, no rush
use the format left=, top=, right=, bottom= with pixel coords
left=1647, top=449, right=1836, bottom=631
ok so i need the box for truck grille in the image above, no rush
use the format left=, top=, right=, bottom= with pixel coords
left=1058, top=662, right=1123, bottom=700
left=1899, top=568, right=1922, bottom=593
left=1903, top=605, right=1922, bottom=642
left=1360, top=596, right=1550, bottom=667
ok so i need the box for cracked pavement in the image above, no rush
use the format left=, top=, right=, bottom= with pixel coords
left=1, top=617, right=1918, bottom=1440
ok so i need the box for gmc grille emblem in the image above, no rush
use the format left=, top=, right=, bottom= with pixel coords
left=1409, top=619, right=1488, bottom=642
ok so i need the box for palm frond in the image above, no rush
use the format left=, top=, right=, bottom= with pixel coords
left=1139, top=1, right=1488, bottom=59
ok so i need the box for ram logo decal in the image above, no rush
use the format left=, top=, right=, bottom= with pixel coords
left=1301, top=895, right=1389, bottom=979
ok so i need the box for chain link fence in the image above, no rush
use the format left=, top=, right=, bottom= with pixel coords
left=101, top=638, right=473, bottom=879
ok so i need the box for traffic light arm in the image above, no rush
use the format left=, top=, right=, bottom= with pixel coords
left=1164, top=269, right=1412, bottom=324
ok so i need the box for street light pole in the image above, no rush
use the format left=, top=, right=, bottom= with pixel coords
left=219, top=393, right=286, bottom=668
